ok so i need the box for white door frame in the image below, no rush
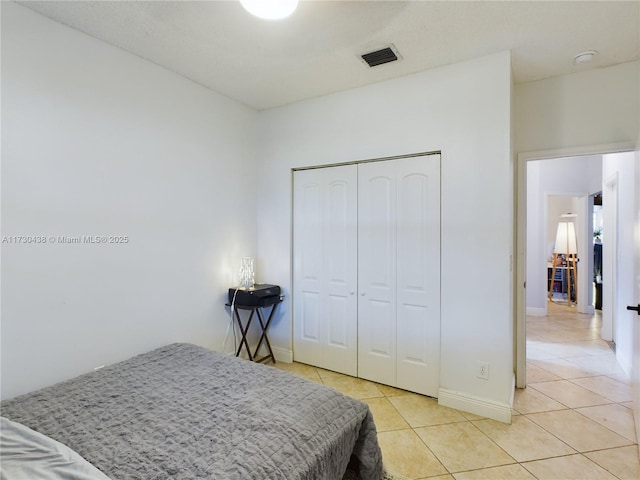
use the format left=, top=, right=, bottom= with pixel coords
left=515, top=141, right=635, bottom=388
left=602, top=173, right=619, bottom=343
left=632, top=148, right=640, bottom=458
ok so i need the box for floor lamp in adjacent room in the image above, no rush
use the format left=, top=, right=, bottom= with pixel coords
left=548, top=215, right=578, bottom=305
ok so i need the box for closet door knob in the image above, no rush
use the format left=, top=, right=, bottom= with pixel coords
left=360, top=291, right=366, bottom=296
left=350, top=291, right=355, bottom=295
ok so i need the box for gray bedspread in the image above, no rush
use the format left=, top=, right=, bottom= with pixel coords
left=1, top=343, right=383, bottom=480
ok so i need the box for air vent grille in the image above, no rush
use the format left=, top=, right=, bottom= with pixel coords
left=361, top=46, right=398, bottom=67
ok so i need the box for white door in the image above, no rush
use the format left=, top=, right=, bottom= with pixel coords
left=396, top=155, right=441, bottom=397
left=358, top=160, right=398, bottom=385
left=358, top=155, right=441, bottom=395
left=632, top=149, right=640, bottom=458
left=293, top=165, right=358, bottom=376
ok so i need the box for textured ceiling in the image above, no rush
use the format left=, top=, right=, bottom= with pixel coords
left=18, top=0, right=640, bottom=110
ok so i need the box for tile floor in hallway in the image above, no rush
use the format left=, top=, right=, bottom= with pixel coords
left=273, top=302, right=639, bottom=479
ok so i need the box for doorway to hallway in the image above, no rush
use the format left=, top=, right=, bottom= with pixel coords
left=516, top=145, right=637, bottom=390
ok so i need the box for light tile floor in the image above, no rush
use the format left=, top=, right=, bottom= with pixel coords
left=272, top=302, right=639, bottom=479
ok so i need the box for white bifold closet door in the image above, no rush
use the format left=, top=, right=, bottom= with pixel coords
left=358, top=155, right=440, bottom=396
left=293, top=154, right=440, bottom=396
left=293, top=165, right=358, bottom=376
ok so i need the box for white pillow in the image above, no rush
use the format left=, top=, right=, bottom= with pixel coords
left=0, top=416, right=112, bottom=480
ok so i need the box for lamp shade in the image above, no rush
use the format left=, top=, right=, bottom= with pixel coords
left=239, top=256, right=255, bottom=289
left=554, top=221, right=578, bottom=255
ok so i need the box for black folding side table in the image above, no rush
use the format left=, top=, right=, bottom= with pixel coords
left=228, top=294, right=282, bottom=364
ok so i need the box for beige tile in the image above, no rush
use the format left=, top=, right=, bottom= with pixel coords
left=453, top=464, right=537, bottom=480
left=564, top=354, right=627, bottom=376
left=576, top=404, right=637, bottom=442
left=536, top=341, right=593, bottom=358
left=621, top=401, right=634, bottom=411
left=521, top=453, right=618, bottom=479
left=315, top=367, right=344, bottom=379
left=459, top=410, right=486, bottom=421
left=530, top=358, right=597, bottom=379
left=321, top=375, right=383, bottom=399
left=271, top=361, right=321, bottom=381
left=418, top=475, right=453, bottom=480
left=585, top=446, right=640, bottom=480
left=529, top=380, right=611, bottom=408
left=525, top=343, right=557, bottom=360
left=570, top=376, right=633, bottom=403
left=538, top=329, right=598, bottom=343
left=608, top=372, right=632, bottom=385
left=512, top=386, right=566, bottom=414
left=526, top=363, right=561, bottom=383
left=389, top=393, right=467, bottom=427
left=415, top=422, right=515, bottom=473
left=377, top=383, right=407, bottom=397
left=362, top=397, right=410, bottom=432
left=473, top=415, right=575, bottom=462
left=377, top=429, right=447, bottom=479
left=383, top=468, right=416, bottom=480
left=527, top=410, right=633, bottom=452
left=572, top=340, right=617, bottom=355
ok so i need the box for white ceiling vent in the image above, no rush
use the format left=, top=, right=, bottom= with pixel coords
left=361, top=45, right=401, bottom=67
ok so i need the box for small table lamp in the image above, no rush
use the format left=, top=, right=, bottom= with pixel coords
left=239, top=257, right=255, bottom=290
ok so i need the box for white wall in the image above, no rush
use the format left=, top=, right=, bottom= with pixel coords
left=515, top=61, right=639, bottom=153
left=526, top=156, right=602, bottom=315
left=255, top=52, right=514, bottom=419
left=602, top=152, right=636, bottom=376
left=1, top=3, right=259, bottom=399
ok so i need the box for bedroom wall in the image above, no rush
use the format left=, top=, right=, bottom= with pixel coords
left=1, top=3, right=259, bottom=399
left=255, top=51, right=514, bottom=420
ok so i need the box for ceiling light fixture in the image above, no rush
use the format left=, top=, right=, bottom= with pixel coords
left=573, top=50, right=597, bottom=65
left=240, top=0, right=298, bottom=20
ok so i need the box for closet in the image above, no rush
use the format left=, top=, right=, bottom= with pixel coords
left=293, top=154, right=440, bottom=396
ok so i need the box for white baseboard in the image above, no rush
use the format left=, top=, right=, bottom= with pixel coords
left=526, top=306, right=547, bottom=317
left=272, top=347, right=293, bottom=363
left=438, top=388, right=512, bottom=424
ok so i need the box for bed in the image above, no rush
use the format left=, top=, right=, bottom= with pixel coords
left=1, top=343, right=383, bottom=479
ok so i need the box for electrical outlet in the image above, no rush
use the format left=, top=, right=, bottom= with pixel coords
left=477, top=361, right=489, bottom=380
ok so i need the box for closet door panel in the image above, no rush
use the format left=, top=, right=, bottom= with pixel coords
left=322, top=169, right=358, bottom=375
left=358, top=162, right=397, bottom=385
left=396, top=155, right=441, bottom=397
left=293, top=172, right=324, bottom=366
left=401, top=304, right=429, bottom=361
left=293, top=165, right=357, bottom=376
left=300, top=292, right=321, bottom=341
left=327, top=295, right=349, bottom=346
left=369, top=299, right=394, bottom=354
